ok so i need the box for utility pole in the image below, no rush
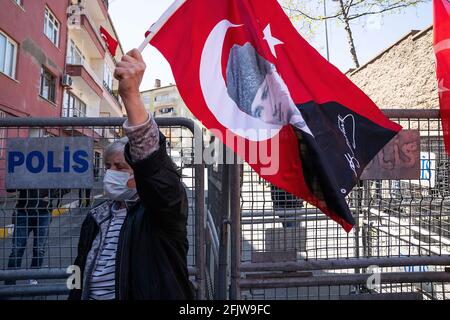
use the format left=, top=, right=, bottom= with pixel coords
left=324, top=0, right=330, bottom=61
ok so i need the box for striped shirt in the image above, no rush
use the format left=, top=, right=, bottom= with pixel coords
left=89, top=204, right=127, bottom=300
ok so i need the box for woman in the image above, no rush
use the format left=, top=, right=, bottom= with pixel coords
left=69, top=49, right=194, bottom=300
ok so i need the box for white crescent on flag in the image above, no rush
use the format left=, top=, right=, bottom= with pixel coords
left=199, top=20, right=283, bottom=142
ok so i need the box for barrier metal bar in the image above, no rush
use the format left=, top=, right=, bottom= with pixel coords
left=194, top=125, right=206, bottom=300
left=240, top=272, right=450, bottom=289
left=0, top=117, right=197, bottom=131
left=0, top=282, right=204, bottom=299
left=217, top=161, right=230, bottom=300
left=241, top=206, right=446, bottom=219
left=0, top=270, right=201, bottom=299
left=0, top=110, right=439, bottom=127
left=0, top=284, right=69, bottom=298
left=2, top=283, right=200, bottom=299
left=241, top=208, right=324, bottom=218
left=382, top=109, right=440, bottom=119
left=0, top=269, right=68, bottom=281
left=230, top=161, right=241, bottom=300
left=241, top=256, right=450, bottom=272
left=206, top=210, right=220, bottom=262
left=0, top=267, right=199, bottom=281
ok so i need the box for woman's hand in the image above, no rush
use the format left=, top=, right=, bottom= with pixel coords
left=114, top=49, right=149, bottom=126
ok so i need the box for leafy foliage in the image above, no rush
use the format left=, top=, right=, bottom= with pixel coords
left=281, top=0, right=431, bottom=66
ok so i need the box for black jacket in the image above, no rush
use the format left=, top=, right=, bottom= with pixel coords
left=69, top=134, right=195, bottom=300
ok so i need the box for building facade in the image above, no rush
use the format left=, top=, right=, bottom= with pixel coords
left=65, top=0, right=124, bottom=118
left=141, top=80, right=193, bottom=119
left=141, top=80, right=207, bottom=150
left=0, top=0, right=69, bottom=118
left=0, top=0, right=125, bottom=120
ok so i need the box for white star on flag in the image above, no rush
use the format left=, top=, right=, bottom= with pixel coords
left=263, top=24, right=283, bottom=58
left=439, top=78, right=450, bottom=99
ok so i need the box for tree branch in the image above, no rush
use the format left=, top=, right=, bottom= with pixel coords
left=347, top=1, right=429, bottom=20
left=282, top=0, right=430, bottom=22
left=281, top=5, right=342, bottom=21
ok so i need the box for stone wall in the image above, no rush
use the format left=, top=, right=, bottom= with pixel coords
left=347, top=27, right=438, bottom=110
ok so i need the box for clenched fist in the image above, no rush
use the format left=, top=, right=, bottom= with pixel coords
left=114, top=49, right=146, bottom=101
left=114, top=49, right=148, bottom=126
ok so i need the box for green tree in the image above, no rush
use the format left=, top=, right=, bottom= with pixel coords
left=283, top=0, right=430, bottom=68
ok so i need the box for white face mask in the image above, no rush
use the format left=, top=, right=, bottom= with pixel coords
left=103, top=170, right=137, bottom=201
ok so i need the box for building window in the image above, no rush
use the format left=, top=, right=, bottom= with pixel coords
left=67, top=40, right=84, bottom=64
left=13, top=0, right=23, bottom=7
left=44, top=7, right=60, bottom=46
left=63, top=91, right=87, bottom=117
left=159, top=107, right=174, bottom=115
left=94, top=151, right=101, bottom=180
left=0, top=31, right=18, bottom=79
left=40, top=67, right=56, bottom=103
left=142, top=95, right=151, bottom=106
left=103, top=63, right=113, bottom=92
left=155, top=94, right=171, bottom=102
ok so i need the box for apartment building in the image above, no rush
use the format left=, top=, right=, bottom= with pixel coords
left=141, top=80, right=210, bottom=149
left=65, top=0, right=124, bottom=118
left=0, top=0, right=69, bottom=118
left=141, top=80, right=193, bottom=119
left=0, top=0, right=125, bottom=121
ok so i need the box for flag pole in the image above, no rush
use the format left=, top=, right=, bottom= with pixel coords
left=138, top=32, right=154, bottom=53
left=138, top=0, right=187, bottom=53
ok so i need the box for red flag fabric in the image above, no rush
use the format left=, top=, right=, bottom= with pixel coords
left=100, top=26, right=118, bottom=57
left=149, top=0, right=402, bottom=232
left=434, top=0, right=450, bottom=155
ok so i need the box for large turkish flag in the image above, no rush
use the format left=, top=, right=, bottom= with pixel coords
left=149, top=0, right=402, bottom=232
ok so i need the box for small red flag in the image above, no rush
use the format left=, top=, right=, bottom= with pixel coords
left=100, top=26, right=118, bottom=57
left=434, top=0, right=450, bottom=155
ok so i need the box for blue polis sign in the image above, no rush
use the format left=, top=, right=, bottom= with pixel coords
left=6, top=137, right=94, bottom=189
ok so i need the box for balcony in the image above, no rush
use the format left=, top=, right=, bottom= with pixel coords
left=154, top=97, right=179, bottom=107
left=101, top=82, right=124, bottom=117
left=63, top=106, right=87, bottom=118
left=103, top=81, right=120, bottom=103
left=98, top=0, right=109, bottom=18
left=66, top=56, right=103, bottom=98
left=68, top=6, right=106, bottom=58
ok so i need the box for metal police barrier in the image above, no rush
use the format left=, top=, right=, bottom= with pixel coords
left=0, top=117, right=205, bottom=300
left=222, top=109, right=450, bottom=300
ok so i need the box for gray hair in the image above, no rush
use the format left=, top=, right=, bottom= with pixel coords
left=226, top=43, right=273, bottom=115
left=104, top=137, right=129, bottom=161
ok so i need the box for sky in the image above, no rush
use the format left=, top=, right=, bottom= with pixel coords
left=109, top=0, right=433, bottom=91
